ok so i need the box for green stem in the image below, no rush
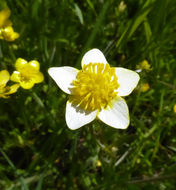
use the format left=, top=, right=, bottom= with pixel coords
left=127, top=173, right=176, bottom=184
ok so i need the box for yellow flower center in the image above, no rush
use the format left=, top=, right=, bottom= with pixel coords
left=70, top=63, right=119, bottom=111
left=19, top=66, right=37, bottom=82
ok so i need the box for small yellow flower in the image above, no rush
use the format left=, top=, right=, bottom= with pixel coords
left=48, top=49, right=140, bottom=130
left=118, top=1, right=127, bottom=12
left=136, top=60, right=151, bottom=72
left=141, top=60, right=151, bottom=70
left=96, top=160, right=102, bottom=167
left=140, top=83, right=150, bottom=92
left=0, top=9, right=12, bottom=28
left=173, top=104, right=176, bottom=113
left=0, top=70, right=19, bottom=98
left=0, top=26, right=19, bottom=41
left=0, top=9, right=19, bottom=41
left=11, top=58, right=44, bottom=89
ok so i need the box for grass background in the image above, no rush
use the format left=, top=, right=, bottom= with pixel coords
left=0, top=0, right=176, bottom=189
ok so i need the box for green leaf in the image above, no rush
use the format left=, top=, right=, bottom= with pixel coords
left=116, top=4, right=154, bottom=48
left=74, top=3, right=84, bottom=25
left=144, top=19, right=152, bottom=43
left=35, top=176, right=43, bottom=190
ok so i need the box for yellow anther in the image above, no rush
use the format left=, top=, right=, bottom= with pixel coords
left=70, top=63, right=119, bottom=111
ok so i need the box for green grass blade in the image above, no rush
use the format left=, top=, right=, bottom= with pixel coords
left=74, top=3, right=84, bottom=25
left=116, top=4, right=154, bottom=49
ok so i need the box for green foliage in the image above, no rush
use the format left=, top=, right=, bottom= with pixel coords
left=0, top=0, right=176, bottom=189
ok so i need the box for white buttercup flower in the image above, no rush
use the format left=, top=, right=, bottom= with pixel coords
left=48, top=49, right=140, bottom=130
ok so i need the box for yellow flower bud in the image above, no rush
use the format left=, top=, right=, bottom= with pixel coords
left=118, top=1, right=127, bottom=12
left=96, top=160, right=102, bottom=167
left=173, top=104, right=176, bottom=113
left=140, top=83, right=150, bottom=92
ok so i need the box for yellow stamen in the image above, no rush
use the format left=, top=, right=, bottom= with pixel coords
left=70, top=63, right=119, bottom=111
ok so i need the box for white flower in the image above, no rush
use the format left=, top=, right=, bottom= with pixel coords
left=48, top=49, right=140, bottom=130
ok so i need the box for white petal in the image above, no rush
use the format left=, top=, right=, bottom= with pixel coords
left=66, top=101, right=97, bottom=130
left=48, top=67, right=78, bottom=94
left=115, top=68, right=140, bottom=96
left=81, top=49, right=107, bottom=67
left=98, top=96, right=129, bottom=129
